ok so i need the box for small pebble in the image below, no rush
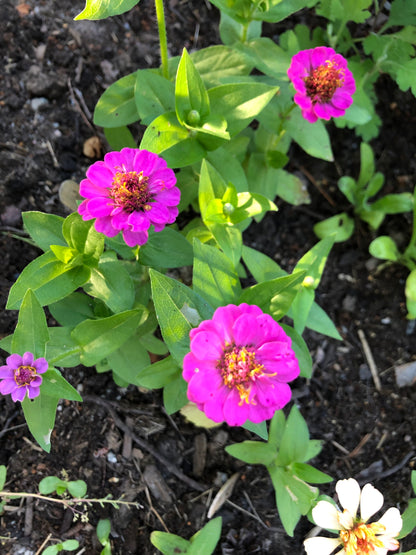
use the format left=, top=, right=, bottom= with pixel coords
left=381, top=317, right=391, bottom=324
left=107, top=451, right=117, bottom=464
left=30, top=97, right=49, bottom=111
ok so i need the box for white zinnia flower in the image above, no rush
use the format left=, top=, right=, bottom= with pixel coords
left=304, top=478, right=402, bottom=555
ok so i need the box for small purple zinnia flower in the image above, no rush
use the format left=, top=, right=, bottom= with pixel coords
left=183, top=304, right=300, bottom=426
left=78, top=148, right=180, bottom=247
left=287, top=46, right=356, bottom=123
left=0, top=352, right=48, bottom=402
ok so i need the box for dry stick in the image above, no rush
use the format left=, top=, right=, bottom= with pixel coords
left=35, top=533, right=52, bottom=555
left=84, top=395, right=208, bottom=492
left=358, top=329, right=382, bottom=392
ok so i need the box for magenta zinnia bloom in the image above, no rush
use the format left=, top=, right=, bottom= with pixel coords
left=78, top=148, right=180, bottom=247
left=183, top=304, right=300, bottom=426
left=0, top=352, right=48, bottom=402
left=287, top=46, right=355, bottom=123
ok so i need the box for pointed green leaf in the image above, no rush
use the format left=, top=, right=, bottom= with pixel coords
left=175, top=48, right=210, bottom=127
left=22, top=394, right=58, bottom=452
left=150, top=531, right=190, bottom=554
left=94, top=71, right=138, bottom=127
left=49, top=292, right=95, bottom=327
left=135, top=69, right=175, bottom=124
left=107, top=335, right=150, bottom=384
left=41, top=368, right=82, bottom=401
left=163, top=375, right=189, bottom=414
left=22, top=212, right=65, bottom=252
left=189, top=517, right=222, bottom=554
left=46, top=327, right=82, bottom=368
left=139, top=227, right=193, bottom=268
left=75, top=0, right=141, bottom=21
left=278, top=406, right=309, bottom=466
left=83, top=259, right=135, bottom=313
left=226, top=441, right=276, bottom=466
left=104, top=126, right=137, bottom=150
left=136, top=356, right=180, bottom=389
left=12, top=290, right=49, bottom=359
left=285, top=109, right=333, bottom=161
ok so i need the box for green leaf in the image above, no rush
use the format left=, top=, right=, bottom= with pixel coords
left=104, top=126, right=137, bottom=150
left=238, top=272, right=305, bottom=320
left=139, top=227, right=193, bottom=268
left=369, top=236, right=400, bottom=262
left=7, top=251, right=90, bottom=310
left=398, top=498, right=416, bottom=539
left=175, top=48, right=210, bottom=127
left=291, top=286, right=315, bottom=335
left=285, top=109, right=333, bottom=161
left=371, top=193, right=413, bottom=215
left=313, top=213, right=355, bottom=243
left=268, top=410, right=286, bottom=450
left=268, top=466, right=301, bottom=536
left=305, top=303, right=341, bottom=340
left=97, top=519, right=111, bottom=543
left=39, top=476, right=65, bottom=495
left=242, top=420, right=268, bottom=440
left=316, top=0, right=371, bottom=23
left=292, top=463, right=332, bottom=484
left=67, top=480, right=87, bottom=498
left=193, top=239, right=241, bottom=309
left=140, top=111, right=206, bottom=168
left=242, top=245, right=286, bottom=282
left=210, top=223, right=243, bottom=269
left=150, top=531, right=190, bottom=554
left=384, top=0, right=416, bottom=28
left=22, top=394, right=59, bottom=452
left=94, top=71, right=138, bottom=127
left=49, top=292, right=95, bottom=327
left=72, top=309, right=148, bottom=366
left=278, top=405, right=309, bottom=466
left=41, top=368, right=82, bottom=402
left=75, top=0, right=140, bottom=20
left=45, top=327, right=82, bottom=368
left=12, top=290, right=49, bottom=359
left=135, top=69, right=175, bottom=124
left=107, top=336, right=150, bottom=384
left=206, top=148, right=248, bottom=193
left=226, top=441, right=276, bottom=466
left=219, top=11, right=262, bottom=45
left=0, top=466, right=7, bottom=491
left=208, top=83, right=278, bottom=137
left=163, top=375, right=189, bottom=414
left=22, top=212, right=65, bottom=252
left=83, top=259, right=135, bottom=313
left=136, top=356, right=180, bottom=389
left=199, top=160, right=227, bottom=222
left=235, top=38, right=291, bottom=80
left=405, top=270, right=416, bottom=318
left=192, top=45, right=254, bottom=87
left=150, top=269, right=213, bottom=365
left=62, top=213, right=104, bottom=260
left=189, top=517, right=222, bottom=555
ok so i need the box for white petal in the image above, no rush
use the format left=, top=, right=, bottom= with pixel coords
left=378, top=507, right=403, bottom=537
left=373, top=548, right=388, bottom=555
left=304, top=536, right=342, bottom=555
left=336, top=478, right=360, bottom=519
left=312, top=501, right=342, bottom=530
left=360, top=483, right=384, bottom=522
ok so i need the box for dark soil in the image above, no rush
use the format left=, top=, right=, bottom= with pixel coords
left=1, top=1, right=416, bottom=554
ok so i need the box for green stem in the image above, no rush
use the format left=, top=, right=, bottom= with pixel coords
left=155, top=0, right=169, bottom=79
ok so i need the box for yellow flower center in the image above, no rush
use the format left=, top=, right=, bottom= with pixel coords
left=218, top=344, right=265, bottom=404
left=14, top=365, right=37, bottom=387
left=340, top=522, right=386, bottom=555
left=110, top=170, right=152, bottom=213
left=305, top=61, right=344, bottom=103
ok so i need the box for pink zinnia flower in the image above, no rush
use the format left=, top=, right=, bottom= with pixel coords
left=287, top=46, right=355, bottom=123
left=0, top=352, right=48, bottom=402
left=78, top=148, right=180, bottom=247
left=183, top=304, right=300, bottom=426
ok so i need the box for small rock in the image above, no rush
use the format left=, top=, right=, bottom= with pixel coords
left=395, top=361, right=416, bottom=388
left=106, top=451, right=117, bottom=464
left=83, top=136, right=101, bottom=158
left=30, top=97, right=48, bottom=111
left=143, top=464, right=173, bottom=503
left=59, top=179, right=82, bottom=212
left=359, top=364, right=371, bottom=380
left=1, top=205, right=21, bottom=226
left=342, top=293, right=356, bottom=312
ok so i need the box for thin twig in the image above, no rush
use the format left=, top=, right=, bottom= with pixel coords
left=84, top=395, right=208, bottom=492
left=35, top=533, right=52, bottom=555
left=358, top=329, right=382, bottom=391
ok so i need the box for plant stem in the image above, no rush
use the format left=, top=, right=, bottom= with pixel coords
left=155, top=0, right=169, bottom=79
left=0, top=490, right=141, bottom=510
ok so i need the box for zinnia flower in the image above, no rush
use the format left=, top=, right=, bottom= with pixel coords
left=78, top=148, right=180, bottom=247
left=304, top=478, right=402, bottom=555
left=287, top=46, right=355, bottom=123
left=182, top=304, right=300, bottom=426
left=0, top=352, right=48, bottom=402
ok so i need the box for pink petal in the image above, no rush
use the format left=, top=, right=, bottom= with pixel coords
left=122, top=228, right=149, bottom=247
left=232, top=313, right=262, bottom=346
left=27, top=385, right=41, bottom=399
left=212, top=305, right=243, bottom=343
left=331, top=90, right=353, bottom=110
left=34, top=358, right=48, bottom=374
left=223, top=388, right=250, bottom=426
left=111, top=211, right=130, bottom=230
left=190, top=331, right=223, bottom=361
left=154, top=187, right=181, bottom=206
left=187, top=368, right=223, bottom=403
left=104, top=151, right=130, bottom=173
left=200, top=386, right=229, bottom=423
left=85, top=197, right=113, bottom=218
left=134, top=149, right=167, bottom=174
left=86, top=161, right=115, bottom=184
left=79, top=178, right=109, bottom=199
left=254, top=380, right=292, bottom=409
left=6, top=353, right=23, bottom=368
left=0, top=366, right=14, bottom=379
left=147, top=203, right=170, bottom=224
left=94, top=216, right=120, bottom=237
left=22, top=352, right=34, bottom=366
left=0, top=379, right=17, bottom=395
left=11, top=386, right=27, bottom=402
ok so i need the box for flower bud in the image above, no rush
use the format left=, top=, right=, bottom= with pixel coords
left=187, top=109, right=201, bottom=126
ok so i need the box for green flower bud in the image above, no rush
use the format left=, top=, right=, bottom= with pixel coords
left=302, top=276, right=316, bottom=289
left=187, top=109, right=201, bottom=126
left=223, top=202, right=235, bottom=215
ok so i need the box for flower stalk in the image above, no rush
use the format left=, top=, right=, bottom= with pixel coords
left=155, top=0, right=169, bottom=79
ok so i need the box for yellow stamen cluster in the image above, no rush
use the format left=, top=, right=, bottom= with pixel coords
left=340, top=522, right=386, bottom=555
left=305, top=60, right=344, bottom=103
left=110, top=170, right=152, bottom=213
left=14, top=365, right=37, bottom=386
left=218, top=344, right=265, bottom=404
